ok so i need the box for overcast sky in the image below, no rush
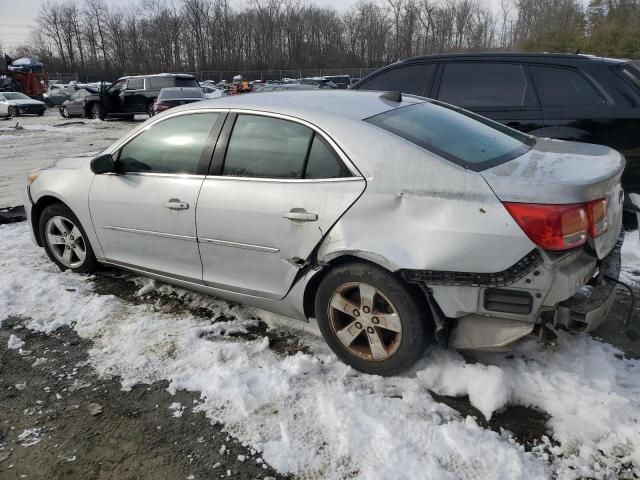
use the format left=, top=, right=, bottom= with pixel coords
left=0, top=0, right=502, bottom=55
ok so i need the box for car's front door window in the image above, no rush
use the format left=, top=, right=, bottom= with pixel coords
left=117, top=113, right=220, bottom=174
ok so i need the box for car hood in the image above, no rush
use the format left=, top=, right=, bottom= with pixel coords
left=49, top=150, right=104, bottom=170
left=7, top=99, right=45, bottom=106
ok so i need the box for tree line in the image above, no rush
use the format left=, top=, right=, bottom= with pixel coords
left=5, top=0, right=640, bottom=76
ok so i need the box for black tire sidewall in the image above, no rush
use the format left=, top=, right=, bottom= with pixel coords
left=8, top=106, right=17, bottom=117
left=39, top=203, right=98, bottom=273
left=315, top=263, right=432, bottom=376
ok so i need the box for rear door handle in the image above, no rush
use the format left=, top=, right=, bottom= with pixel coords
left=163, top=199, right=189, bottom=210
left=283, top=209, right=318, bottom=222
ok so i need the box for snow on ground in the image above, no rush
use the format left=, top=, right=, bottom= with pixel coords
left=2, top=221, right=640, bottom=479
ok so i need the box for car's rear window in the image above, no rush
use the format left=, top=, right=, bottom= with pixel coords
left=148, top=77, right=199, bottom=89
left=365, top=102, right=534, bottom=171
left=158, top=88, right=204, bottom=100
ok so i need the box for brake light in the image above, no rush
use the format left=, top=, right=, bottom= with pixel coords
left=504, top=202, right=588, bottom=250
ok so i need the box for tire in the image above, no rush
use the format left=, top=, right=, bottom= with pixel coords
left=315, top=262, right=433, bottom=376
left=37, top=110, right=44, bottom=116
left=91, top=103, right=105, bottom=120
left=147, top=102, right=154, bottom=117
left=7, top=106, right=17, bottom=117
left=39, top=203, right=98, bottom=273
left=61, top=106, right=69, bottom=118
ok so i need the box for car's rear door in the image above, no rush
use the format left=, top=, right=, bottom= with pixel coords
left=434, top=61, right=544, bottom=135
left=89, top=111, right=225, bottom=280
left=196, top=112, right=365, bottom=299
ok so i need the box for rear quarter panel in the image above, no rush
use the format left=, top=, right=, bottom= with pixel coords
left=316, top=122, right=536, bottom=273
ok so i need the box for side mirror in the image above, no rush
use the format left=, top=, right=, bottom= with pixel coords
left=90, top=153, right=115, bottom=174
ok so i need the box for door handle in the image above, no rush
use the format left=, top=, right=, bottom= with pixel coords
left=163, top=199, right=189, bottom=210
left=283, top=209, right=318, bottom=222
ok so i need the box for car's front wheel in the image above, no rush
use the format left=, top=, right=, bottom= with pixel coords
left=315, top=263, right=433, bottom=375
left=7, top=106, right=17, bottom=117
left=39, top=203, right=98, bottom=273
left=61, top=106, right=69, bottom=118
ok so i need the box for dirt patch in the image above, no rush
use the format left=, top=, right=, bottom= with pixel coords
left=0, top=316, right=287, bottom=480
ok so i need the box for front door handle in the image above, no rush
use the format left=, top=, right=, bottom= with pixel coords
left=163, top=199, right=189, bottom=210
left=283, top=209, right=318, bottom=222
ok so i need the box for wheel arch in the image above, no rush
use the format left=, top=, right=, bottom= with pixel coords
left=301, top=253, right=428, bottom=320
left=31, top=195, right=71, bottom=246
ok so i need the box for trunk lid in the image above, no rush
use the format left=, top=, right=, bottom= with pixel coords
left=481, top=138, right=625, bottom=259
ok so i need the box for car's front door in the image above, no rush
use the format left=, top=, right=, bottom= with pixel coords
left=105, top=79, right=126, bottom=113
left=435, top=62, right=545, bottom=135
left=196, top=113, right=365, bottom=299
left=89, top=111, right=224, bottom=279
left=122, top=78, right=147, bottom=113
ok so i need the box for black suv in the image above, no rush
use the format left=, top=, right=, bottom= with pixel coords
left=353, top=53, right=640, bottom=220
left=86, top=73, right=200, bottom=120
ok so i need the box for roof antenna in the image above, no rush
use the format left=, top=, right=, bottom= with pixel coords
left=575, top=48, right=580, bottom=54
left=380, top=91, right=402, bottom=102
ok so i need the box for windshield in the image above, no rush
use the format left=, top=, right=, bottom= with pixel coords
left=365, top=101, right=534, bottom=171
left=3, top=92, right=30, bottom=100
left=158, top=87, right=205, bottom=100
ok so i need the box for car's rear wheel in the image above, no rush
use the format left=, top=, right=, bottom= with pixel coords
left=315, top=263, right=432, bottom=375
left=147, top=102, right=154, bottom=117
left=39, top=203, right=98, bottom=273
left=91, top=103, right=105, bottom=120
left=8, top=106, right=17, bottom=117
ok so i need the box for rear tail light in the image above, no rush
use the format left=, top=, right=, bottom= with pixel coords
left=586, top=198, right=608, bottom=237
left=504, top=200, right=608, bottom=251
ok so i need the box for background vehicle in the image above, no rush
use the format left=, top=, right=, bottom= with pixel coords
left=59, top=89, right=94, bottom=118
left=25, top=90, right=624, bottom=375
left=200, top=83, right=226, bottom=99
left=152, top=87, right=206, bottom=115
left=324, top=75, right=351, bottom=89
left=85, top=73, right=199, bottom=120
left=43, top=84, right=75, bottom=107
left=353, top=53, right=640, bottom=223
left=300, top=77, right=337, bottom=88
left=0, top=92, right=46, bottom=116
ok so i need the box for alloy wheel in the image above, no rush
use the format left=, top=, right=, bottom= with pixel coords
left=62, top=106, right=69, bottom=118
left=45, top=215, right=87, bottom=268
left=8, top=106, right=17, bottom=117
left=328, top=282, right=403, bottom=361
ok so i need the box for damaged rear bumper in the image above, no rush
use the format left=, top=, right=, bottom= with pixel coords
left=553, top=233, right=622, bottom=333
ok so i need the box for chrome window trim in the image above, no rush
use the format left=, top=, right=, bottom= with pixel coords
left=102, top=172, right=206, bottom=180
left=103, top=225, right=197, bottom=242
left=204, top=175, right=363, bottom=184
left=199, top=237, right=280, bottom=253
left=225, top=108, right=363, bottom=179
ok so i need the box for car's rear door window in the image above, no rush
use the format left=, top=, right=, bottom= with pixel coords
left=117, top=113, right=220, bottom=174
left=222, top=114, right=352, bottom=179
left=356, top=64, right=435, bottom=96
left=529, top=66, right=604, bottom=107
left=365, top=102, right=533, bottom=171
left=438, top=63, right=536, bottom=108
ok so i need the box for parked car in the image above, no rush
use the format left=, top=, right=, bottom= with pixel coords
left=43, top=84, right=75, bottom=107
left=153, top=87, right=206, bottom=115
left=84, top=73, right=200, bottom=120
left=59, top=88, right=95, bottom=118
left=200, top=83, right=226, bottom=99
left=353, top=53, right=640, bottom=224
left=0, top=91, right=46, bottom=116
left=324, top=75, right=351, bottom=89
left=24, top=90, right=624, bottom=375
left=300, top=77, right=337, bottom=89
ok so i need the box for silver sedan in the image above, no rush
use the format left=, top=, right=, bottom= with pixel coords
left=24, top=90, right=625, bottom=375
left=0, top=92, right=46, bottom=117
